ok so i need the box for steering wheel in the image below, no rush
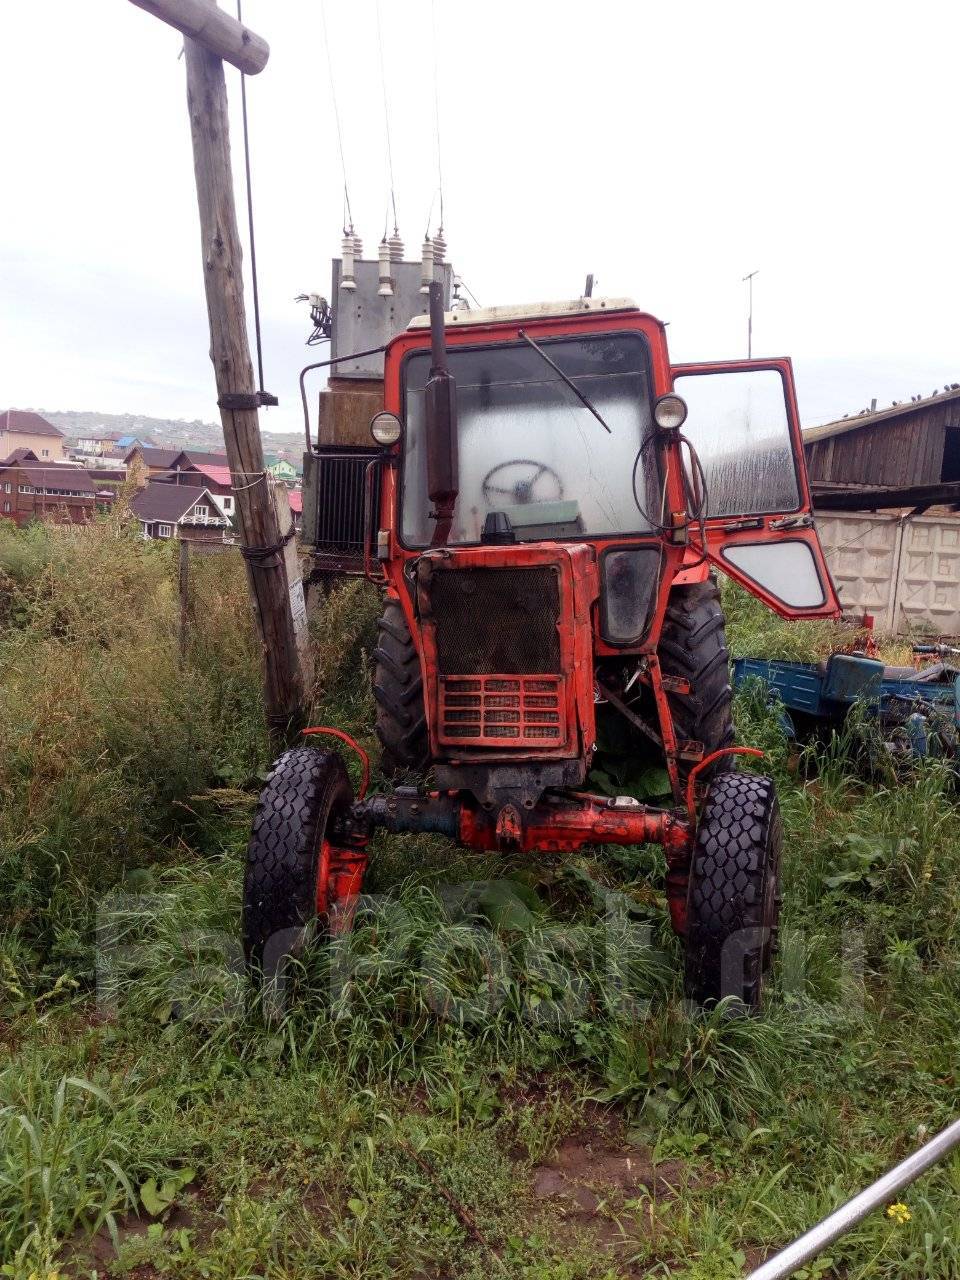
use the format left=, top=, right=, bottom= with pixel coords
left=481, top=459, right=564, bottom=507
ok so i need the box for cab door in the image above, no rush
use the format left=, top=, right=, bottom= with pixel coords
left=670, top=358, right=840, bottom=619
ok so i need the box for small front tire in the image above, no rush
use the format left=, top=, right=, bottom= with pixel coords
left=242, top=748, right=354, bottom=987
left=684, top=771, right=781, bottom=1012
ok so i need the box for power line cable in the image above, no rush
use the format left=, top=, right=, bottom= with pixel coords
left=320, top=0, right=355, bottom=233
left=458, top=278, right=482, bottom=308
left=235, top=0, right=271, bottom=401
left=376, top=0, right=399, bottom=237
left=431, top=0, right=444, bottom=233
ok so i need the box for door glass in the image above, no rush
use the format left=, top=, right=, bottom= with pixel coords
left=674, top=368, right=800, bottom=517
left=722, top=541, right=825, bottom=608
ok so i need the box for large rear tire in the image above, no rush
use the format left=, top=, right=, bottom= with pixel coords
left=684, top=771, right=781, bottom=1011
left=242, top=748, right=353, bottom=986
left=372, top=597, right=429, bottom=776
left=658, top=578, right=734, bottom=785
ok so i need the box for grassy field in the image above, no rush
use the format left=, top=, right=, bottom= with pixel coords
left=1, top=517, right=959, bottom=1280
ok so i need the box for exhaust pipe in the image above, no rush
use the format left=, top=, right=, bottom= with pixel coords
left=747, top=1116, right=960, bottom=1280
left=424, top=279, right=458, bottom=546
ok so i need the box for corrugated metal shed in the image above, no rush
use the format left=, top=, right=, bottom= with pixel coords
left=804, top=386, right=960, bottom=488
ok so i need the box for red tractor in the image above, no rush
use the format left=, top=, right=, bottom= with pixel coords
left=244, top=286, right=839, bottom=1010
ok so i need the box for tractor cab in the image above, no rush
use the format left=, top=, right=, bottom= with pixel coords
left=366, top=293, right=837, bottom=801
left=246, top=285, right=839, bottom=1014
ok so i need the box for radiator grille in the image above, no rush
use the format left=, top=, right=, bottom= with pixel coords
left=311, top=448, right=380, bottom=560
left=426, top=566, right=561, bottom=675
left=438, top=675, right=564, bottom=746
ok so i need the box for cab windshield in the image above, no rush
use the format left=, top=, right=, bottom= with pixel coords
left=401, top=331, right=655, bottom=546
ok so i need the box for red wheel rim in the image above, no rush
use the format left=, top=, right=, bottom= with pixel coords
left=315, top=837, right=332, bottom=915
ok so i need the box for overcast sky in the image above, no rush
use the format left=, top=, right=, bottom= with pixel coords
left=2, top=0, right=958, bottom=436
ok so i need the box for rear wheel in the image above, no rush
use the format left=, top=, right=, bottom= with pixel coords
left=658, top=578, right=734, bottom=785
left=372, top=597, right=428, bottom=776
left=242, top=748, right=355, bottom=988
left=684, top=771, right=781, bottom=1011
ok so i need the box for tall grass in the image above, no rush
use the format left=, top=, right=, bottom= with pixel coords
left=0, top=514, right=267, bottom=986
left=3, top=523, right=960, bottom=1277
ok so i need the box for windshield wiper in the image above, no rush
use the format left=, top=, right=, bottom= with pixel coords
left=517, top=329, right=612, bottom=433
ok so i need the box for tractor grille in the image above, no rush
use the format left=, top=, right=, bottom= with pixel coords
left=426, top=566, right=561, bottom=675
left=439, top=675, right=564, bottom=746
left=423, top=565, right=567, bottom=749
left=310, top=447, right=380, bottom=566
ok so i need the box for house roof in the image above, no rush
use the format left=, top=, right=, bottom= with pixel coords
left=0, top=410, right=65, bottom=439
left=128, top=446, right=180, bottom=468
left=1, top=447, right=41, bottom=466
left=804, top=384, right=960, bottom=444
left=0, top=449, right=96, bottom=492
left=130, top=482, right=216, bottom=522
left=188, top=462, right=233, bottom=489
left=178, top=449, right=229, bottom=468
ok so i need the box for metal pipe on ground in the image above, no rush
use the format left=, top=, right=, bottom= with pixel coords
left=746, top=1116, right=960, bottom=1280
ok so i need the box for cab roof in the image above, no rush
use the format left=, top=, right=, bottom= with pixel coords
left=406, top=296, right=639, bottom=330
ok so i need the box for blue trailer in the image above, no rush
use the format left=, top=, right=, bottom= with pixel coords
left=732, top=652, right=960, bottom=759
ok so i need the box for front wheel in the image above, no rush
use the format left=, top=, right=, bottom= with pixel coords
left=242, top=748, right=357, bottom=989
left=684, top=771, right=781, bottom=1012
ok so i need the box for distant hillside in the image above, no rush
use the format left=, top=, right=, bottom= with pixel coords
left=33, top=410, right=304, bottom=460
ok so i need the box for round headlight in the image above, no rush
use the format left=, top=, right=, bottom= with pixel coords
left=654, top=394, right=688, bottom=430
left=370, top=411, right=402, bottom=446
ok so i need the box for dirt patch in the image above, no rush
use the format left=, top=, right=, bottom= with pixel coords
left=528, top=1125, right=692, bottom=1270
left=59, top=1189, right=208, bottom=1279
left=532, top=1136, right=685, bottom=1215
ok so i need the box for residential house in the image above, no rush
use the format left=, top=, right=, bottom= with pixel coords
left=77, top=430, right=121, bottom=455
left=169, top=461, right=236, bottom=519
left=167, top=457, right=302, bottom=529
left=175, top=449, right=229, bottom=470
left=130, top=480, right=233, bottom=548
left=0, top=449, right=96, bottom=526
left=124, top=445, right=229, bottom=486
left=76, top=432, right=154, bottom=461
left=125, top=446, right=181, bottom=483
left=0, top=410, right=66, bottom=462
left=265, top=455, right=298, bottom=485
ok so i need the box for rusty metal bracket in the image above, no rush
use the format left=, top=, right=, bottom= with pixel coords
left=218, top=390, right=278, bottom=410
left=770, top=512, right=814, bottom=530
left=660, top=674, right=691, bottom=694
left=595, top=679, right=662, bottom=747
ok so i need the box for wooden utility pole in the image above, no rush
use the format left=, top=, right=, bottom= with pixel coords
left=129, top=0, right=307, bottom=743
left=129, top=0, right=269, bottom=73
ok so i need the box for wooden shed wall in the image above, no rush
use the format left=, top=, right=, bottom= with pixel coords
left=804, top=401, right=958, bottom=487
